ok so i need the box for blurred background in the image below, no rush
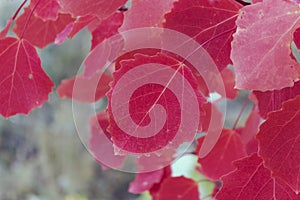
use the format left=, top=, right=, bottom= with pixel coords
left=0, top=1, right=138, bottom=199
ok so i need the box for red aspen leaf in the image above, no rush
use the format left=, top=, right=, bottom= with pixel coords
left=238, top=105, right=260, bottom=145
left=221, top=68, right=238, bottom=99
left=252, top=0, right=262, bottom=3
left=91, top=12, right=124, bottom=50
left=57, top=0, right=127, bottom=19
left=68, top=15, right=96, bottom=39
left=89, top=112, right=126, bottom=170
left=31, top=0, right=60, bottom=21
left=0, top=18, right=13, bottom=39
left=253, top=81, right=300, bottom=119
left=164, top=0, right=242, bottom=71
left=107, top=53, right=205, bottom=154
left=245, top=138, right=258, bottom=156
left=295, top=28, right=300, bottom=49
left=119, top=0, right=175, bottom=31
left=149, top=167, right=172, bottom=200
left=54, top=22, right=73, bottom=45
left=231, top=0, right=300, bottom=91
left=57, top=72, right=112, bottom=102
left=196, top=129, right=246, bottom=180
left=191, top=67, right=238, bottom=99
left=0, top=37, right=54, bottom=118
left=216, top=153, right=300, bottom=199
left=13, top=7, right=74, bottom=48
left=157, top=176, right=200, bottom=200
left=115, top=50, right=237, bottom=99
left=238, top=106, right=261, bottom=155
left=200, top=102, right=223, bottom=133
left=83, top=32, right=123, bottom=78
left=115, top=49, right=161, bottom=71
left=257, top=96, right=300, bottom=194
left=129, top=169, right=164, bottom=194
left=134, top=148, right=176, bottom=173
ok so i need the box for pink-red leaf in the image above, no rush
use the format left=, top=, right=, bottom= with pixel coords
left=89, top=112, right=126, bottom=169
left=220, top=68, right=238, bottom=99
left=0, top=37, right=54, bottom=117
left=54, top=22, right=73, bottom=45
left=13, top=7, right=74, bottom=48
left=91, top=12, right=124, bottom=50
left=129, top=169, right=164, bottom=194
left=157, top=176, right=199, bottom=200
left=231, top=0, right=300, bottom=91
left=107, top=53, right=205, bottom=154
left=253, top=81, right=300, bottom=118
left=295, top=28, right=300, bottom=49
left=200, top=102, right=223, bottom=133
left=257, top=96, right=300, bottom=194
left=31, top=0, right=60, bottom=21
left=68, top=15, right=96, bottom=39
left=196, top=129, right=246, bottom=180
left=149, top=167, right=172, bottom=200
left=238, top=106, right=261, bottom=155
left=164, top=0, right=242, bottom=71
left=119, top=0, right=175, bottom=31
left=57, top=72, right=112, bottom=102
left=57, top=0, right=127, bottom=19
left=216, top=153, right=300, bottom=199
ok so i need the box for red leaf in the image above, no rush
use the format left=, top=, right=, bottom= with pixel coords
left=57, top=72, right=112, bottom=102
left=257, top=96, right=300, bottom=194
left=89, top=112, right=126, bottom=169
left=13, top=7, right=74, bottom=48
left=295, top=28, right=300, bottom=49
left=31, top=0, right=60, bottom=21
left=221, top=68, right=238, bottom=99
left=119, top=0, right=175, bottom=31
left=54, top=22, right=73, bottom=45
left=231, top=0, right=300, bottom=91
left=91, top=12, right=124, bottom=50
left=253, top=81, right=300, bottom=118
left=200, top=102, right=223, bottom=133
left=57, top=0, right=127, bottom=19
left=0, top=37, right=54, bottom=118
left=157, top=176, right=199, bottom=200
left=0, top=18, right=13, bottom=39
left=107, top=53, right=205, bottom=154
left=68, top=15, right=96, bottom=39
left=238, top=106, right=261, bottom=155
left=164, top=0, right=242, bottom=71
left=129, top=169, right=164, bottom=194
left=150, top=167, right=172, bottom=200
left=196, top=129, right=246, bottom=180
left=216, top=153, right=300, bottom=199
left=83, top=33, right=123, bottom=78
left=135, top=148, right=176, bottom=172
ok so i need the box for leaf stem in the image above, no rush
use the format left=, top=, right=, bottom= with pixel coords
left=196, top=178, right=212, bottom=184
left=232, top=97, right=250, bottom=130
left=12, top=0, right=28, bottom=20
left=20, top=0, right=41, bottom=39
